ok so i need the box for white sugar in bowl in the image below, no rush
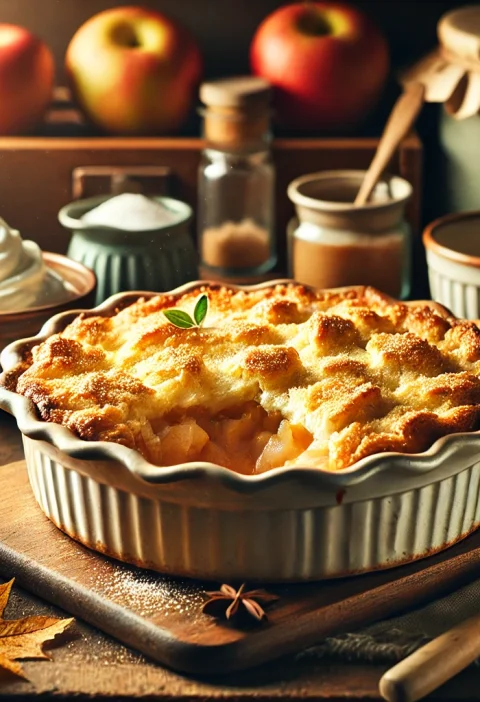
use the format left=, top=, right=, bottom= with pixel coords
left=59, top=194, right=198, bottom=305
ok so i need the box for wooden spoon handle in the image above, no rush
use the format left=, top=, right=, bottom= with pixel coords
left=379, top=614, right=480, bottom=702
left=354, top=82, right=425, bottom=207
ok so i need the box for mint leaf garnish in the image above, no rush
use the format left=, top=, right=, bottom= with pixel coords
left=163, top=294, right=210, bottom=330
left=163, top=310, right=196, bottom=328
left=194, top=294, right=208, bottom=326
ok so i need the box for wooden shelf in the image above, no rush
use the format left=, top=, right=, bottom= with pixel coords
left=0, top=103, right=422, bottom=275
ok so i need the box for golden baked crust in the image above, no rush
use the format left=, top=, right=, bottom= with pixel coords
left=10, top=283, right=480, bottom=473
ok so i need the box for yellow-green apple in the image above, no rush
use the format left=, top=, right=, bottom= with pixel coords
left=0, top=24, right=54, bottom=135
left=250, top=2, right=389, bottom=132
left=65, top=6, right=203, bottom=135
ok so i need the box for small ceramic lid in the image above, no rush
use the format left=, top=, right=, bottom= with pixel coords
left=200, top=76, right=271, bottom=112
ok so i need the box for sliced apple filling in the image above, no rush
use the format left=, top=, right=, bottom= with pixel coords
left=143, top=401, right=315, bottom=475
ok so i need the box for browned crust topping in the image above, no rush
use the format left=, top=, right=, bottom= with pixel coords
left=9, top=283, right=480, bottom=473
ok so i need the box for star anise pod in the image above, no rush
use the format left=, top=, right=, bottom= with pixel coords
left=201, top=583, right=279, bottom=623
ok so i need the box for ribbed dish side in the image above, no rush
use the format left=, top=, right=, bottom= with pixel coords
left=427, top=264, right=480, bottom=319
left=23, top=442, right=480, bottom=582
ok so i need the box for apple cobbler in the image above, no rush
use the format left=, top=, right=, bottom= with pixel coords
left=7, top=283, right=480, bottom=473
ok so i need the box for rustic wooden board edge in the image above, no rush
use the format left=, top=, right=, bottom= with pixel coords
left=0, top=541, right=216, bottom=676
left=0, top=535, right=297, bottom=677
left=2, top=530, right=480, bottom=678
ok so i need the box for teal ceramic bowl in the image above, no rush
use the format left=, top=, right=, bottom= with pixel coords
left=58, top=195, right=198, bottom=305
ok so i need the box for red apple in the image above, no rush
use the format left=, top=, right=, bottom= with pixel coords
left=0, top=24, right=54, bottom=135
left=250, top=2, right=389, bottom=132
left=65, top=6, right=203, bottom=135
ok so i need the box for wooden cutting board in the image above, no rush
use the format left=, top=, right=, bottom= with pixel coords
left=1, top=460, right=480, bottom=676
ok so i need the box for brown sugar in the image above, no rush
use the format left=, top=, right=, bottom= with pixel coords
left=201, top=218, right=271, bottom=270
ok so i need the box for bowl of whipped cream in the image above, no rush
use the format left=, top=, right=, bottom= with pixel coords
left=0, top=218, right=96, bottom=353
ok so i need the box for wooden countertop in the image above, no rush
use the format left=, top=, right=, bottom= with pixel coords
left=0, top=410, right=479, bottom=701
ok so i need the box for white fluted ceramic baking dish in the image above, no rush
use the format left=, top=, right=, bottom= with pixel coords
left=1, top=280, right=480, bottom=583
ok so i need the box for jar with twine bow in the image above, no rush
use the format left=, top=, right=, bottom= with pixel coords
left=402, top=5, right=480, bottom=213
left=404, top=6, right=480, bottom=118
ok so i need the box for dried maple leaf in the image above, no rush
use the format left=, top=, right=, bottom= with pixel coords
left=0, top=578, right=74, bottom=680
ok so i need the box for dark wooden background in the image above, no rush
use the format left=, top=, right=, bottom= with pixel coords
left=0, top=0, right=476, bottom=297
left=0, top=0, right=472, bottom=80
left=0, top=0, right=473, bottom=217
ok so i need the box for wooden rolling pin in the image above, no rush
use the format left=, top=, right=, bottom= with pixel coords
left=379, top=613, right=480, bottom=702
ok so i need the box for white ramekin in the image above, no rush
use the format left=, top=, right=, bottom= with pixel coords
left=423, top=211, right=480, bottom=319
left=2, top=281, right=480, bottom=582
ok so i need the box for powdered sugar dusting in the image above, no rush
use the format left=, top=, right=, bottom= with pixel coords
left=62, top=632, right=145, bottom=667
left=85, top=561, right=205, bottom=621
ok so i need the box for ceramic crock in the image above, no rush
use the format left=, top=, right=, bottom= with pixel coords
left=434, top=6, right=480, bottom=213
left=287, top=170, right=412, bottom=300
left=59, top=195, right=198, bottom=305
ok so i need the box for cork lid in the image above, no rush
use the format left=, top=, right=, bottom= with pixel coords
left=200, top=76, right=272, bottom=112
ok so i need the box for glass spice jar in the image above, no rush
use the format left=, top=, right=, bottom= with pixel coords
left=197, top=76, right=277, bottom=282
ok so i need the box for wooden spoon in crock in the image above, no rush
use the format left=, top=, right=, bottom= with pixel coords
left=354, top=82, right=425, bottom=207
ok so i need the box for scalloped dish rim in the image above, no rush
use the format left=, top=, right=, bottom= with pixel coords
left=1, top=278, right=480, bottom=493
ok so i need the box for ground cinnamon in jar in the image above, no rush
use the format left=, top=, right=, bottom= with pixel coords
left=292, top=229, right=406, bottom=298
left=197, top=77, right=276, bottom=278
